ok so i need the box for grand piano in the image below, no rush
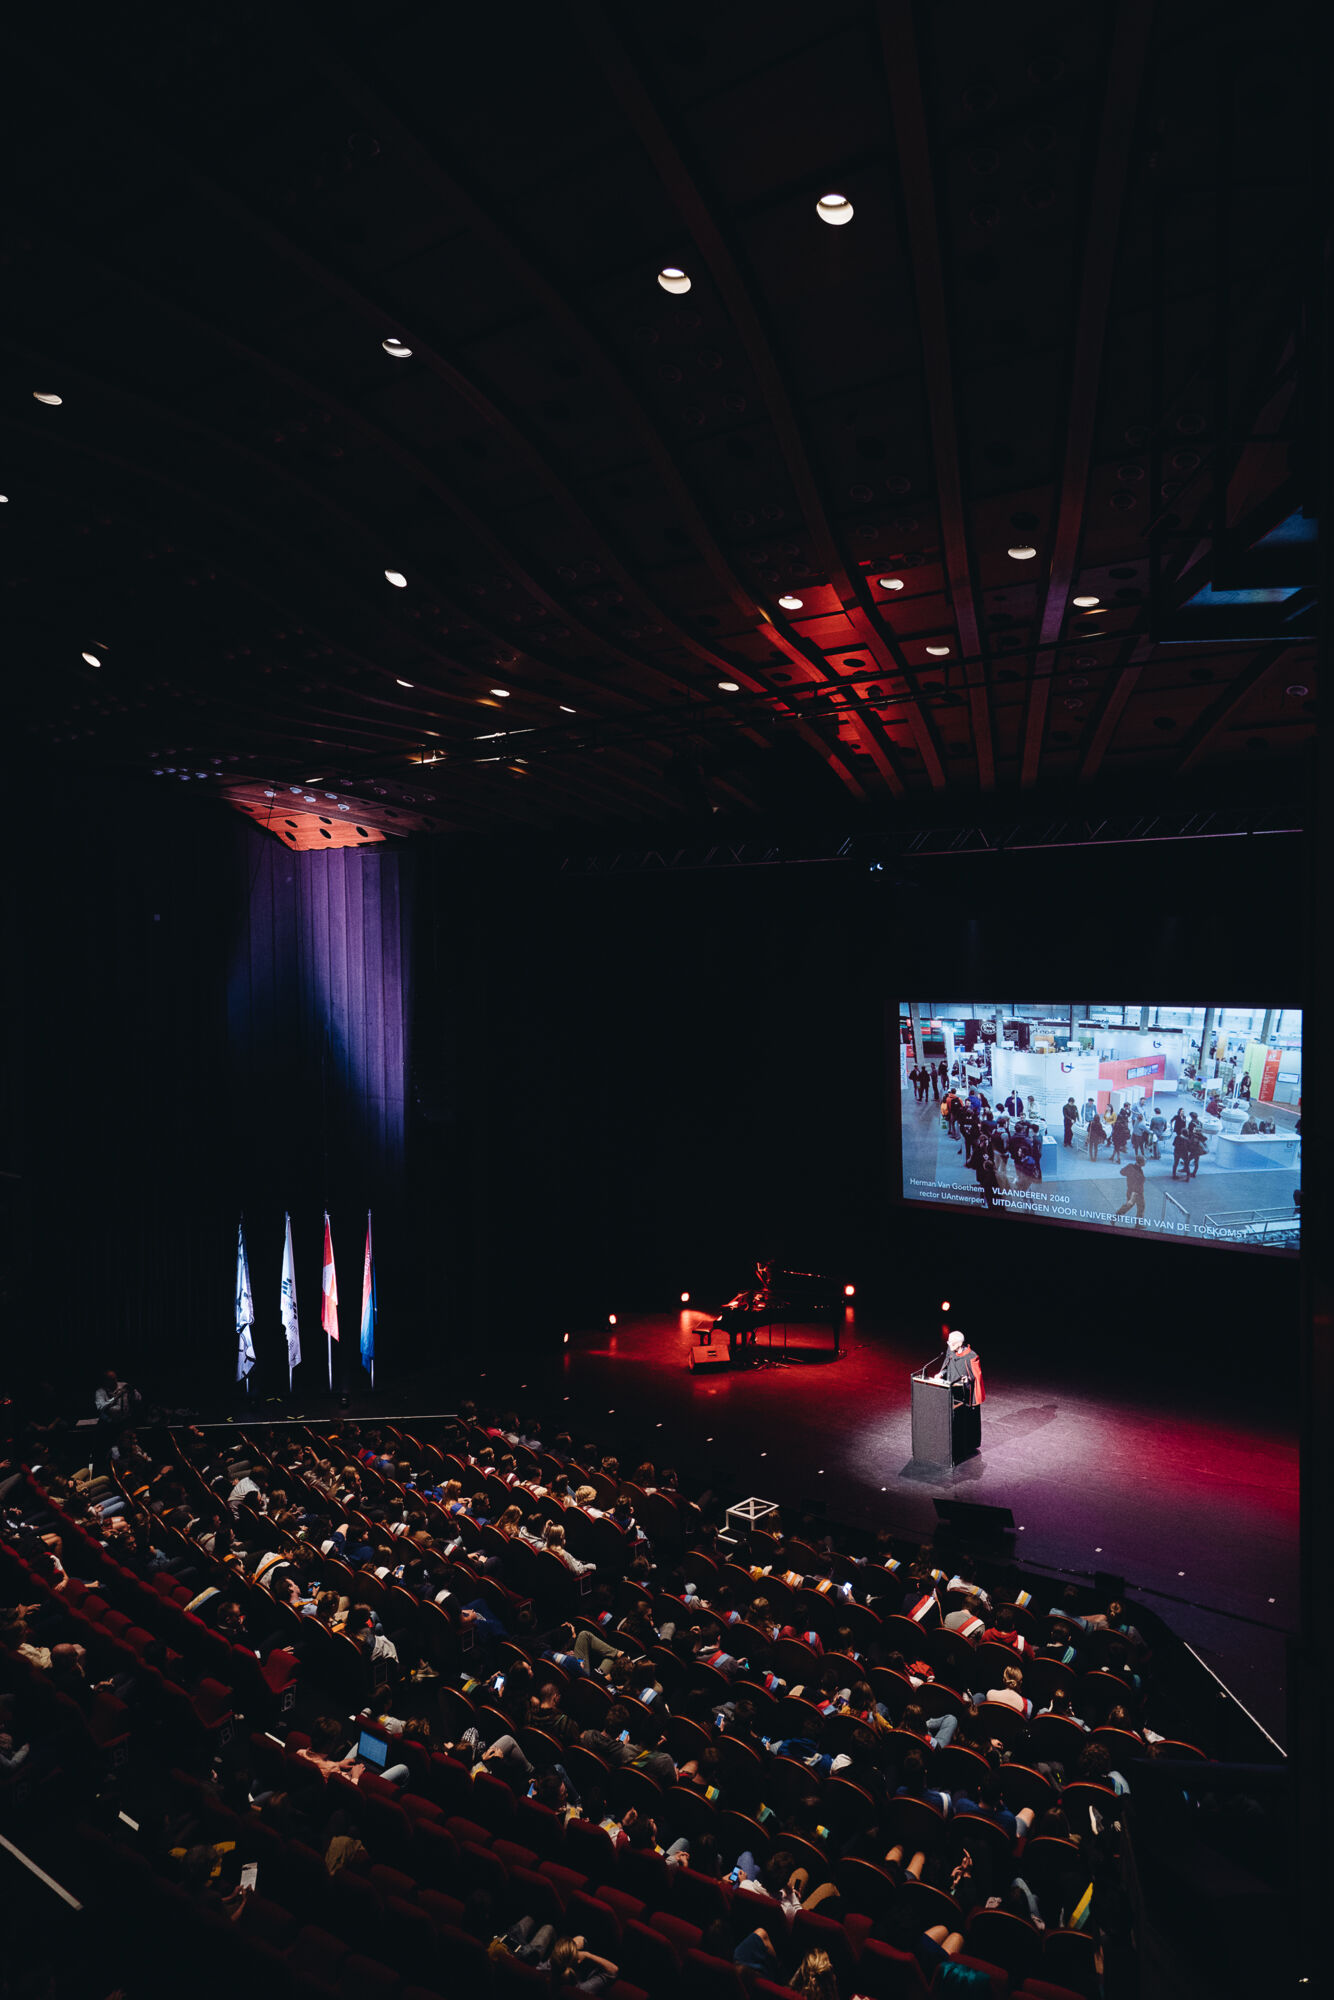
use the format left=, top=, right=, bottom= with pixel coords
left=706, top=1263, right=844, bottom=1362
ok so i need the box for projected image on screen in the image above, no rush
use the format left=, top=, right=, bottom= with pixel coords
left=898, top=1004, right=1301, bottom=1254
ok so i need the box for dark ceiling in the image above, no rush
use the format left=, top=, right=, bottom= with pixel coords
left=2, top=0, right=1320, bottom=845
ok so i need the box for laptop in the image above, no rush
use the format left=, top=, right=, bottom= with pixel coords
left=357, top=1730, right=388, bottom=1770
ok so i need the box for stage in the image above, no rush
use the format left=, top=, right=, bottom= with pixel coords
left=542, top=1304, right=1297, bottom=1745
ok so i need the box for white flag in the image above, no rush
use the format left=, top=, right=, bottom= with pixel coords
left=235, top=1220, right=256, bottom=1384
left=281, top=1212, right=301, bottom=1386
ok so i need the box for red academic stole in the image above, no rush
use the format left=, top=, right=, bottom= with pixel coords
left=907, top=1593, right=937, bottom=1624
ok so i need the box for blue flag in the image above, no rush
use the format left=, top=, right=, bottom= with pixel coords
left=235, top=1220, right=256, bottom=1385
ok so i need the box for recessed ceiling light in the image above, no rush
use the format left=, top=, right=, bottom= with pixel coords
left=491, top=687, right=511, bottom=698
left=263, top=790, right=277, bottom=798
left=1007, top=544, right=1038, bottom=560
left=778, top=593, right=804, bottom=610
left=657, top=267, right=691, bottom=294
left=33, top=392, right=62, bottom=406
left=396, top=678, right=414, bottom=687
left=817, top=193, right=855, bottom=226
left=81, top=651, right=101, bottom=667
left=717, top=680, right=740, bottom=692
left=384, top=569, right=407, bottom=587
left=926, top=643, right=951, bottom=656
left=1072, top=594, right=1101, bottom=607
left=879, top=577, right=905, bottom=590
left=382, top=338, right=412, bottom=359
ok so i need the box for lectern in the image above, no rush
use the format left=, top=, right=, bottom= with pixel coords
left=911, top=1373, right=981, bottom=1468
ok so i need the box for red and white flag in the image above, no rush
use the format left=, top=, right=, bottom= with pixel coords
left=322, top=1212, right=339, bottom=1389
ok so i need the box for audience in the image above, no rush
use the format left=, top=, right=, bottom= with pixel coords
left=0, top=1393, right=1201, bottom=1999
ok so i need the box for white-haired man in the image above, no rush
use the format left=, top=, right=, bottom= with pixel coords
left=931, top=1329, right=985, bottom=1406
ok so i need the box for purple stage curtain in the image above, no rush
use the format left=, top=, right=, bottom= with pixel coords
left=227, top=831, right=412, bottom=1196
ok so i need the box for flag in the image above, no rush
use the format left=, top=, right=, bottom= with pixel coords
left=359, top=1210, right=376, bottom=1386
left=281, top=1212, right=301, bottom=1388
left=322, top=1212, right=339, bottom=1391
left=235, top=1220, right=256, bottom=1386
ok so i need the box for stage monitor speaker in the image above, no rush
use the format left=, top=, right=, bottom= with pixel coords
left=689, top=1346, right=730, bottom=1374
left=933, top=1498, right=1016, bottom=1547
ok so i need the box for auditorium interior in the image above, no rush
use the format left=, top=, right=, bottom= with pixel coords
left=0, top=6, right=1328, bottom=2000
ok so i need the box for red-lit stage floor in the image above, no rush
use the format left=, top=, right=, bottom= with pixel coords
left=549, top=1307, right=1297, bottom=1744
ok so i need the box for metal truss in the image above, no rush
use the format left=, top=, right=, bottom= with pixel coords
left=557, top=803, right=1302, bottom=874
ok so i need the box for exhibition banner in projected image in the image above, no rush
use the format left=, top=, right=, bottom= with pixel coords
left=897, top=1004, right=1302, bottom=1255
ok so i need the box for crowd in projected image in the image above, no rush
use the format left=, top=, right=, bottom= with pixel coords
left=897, top=1002, right=1301, bottom=1254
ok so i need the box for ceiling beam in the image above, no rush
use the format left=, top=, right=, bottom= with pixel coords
left=577, top=1, right=943, bottom=791
left=1, top=396, right=682, bottom=817
left=1176, top=646, right=1289, bottom=772
left=22, top=62, right=801, bottom=745
left=878, top=0, right=992, bottom=792
left=1021, top=0, right=1155, bottom=787
left=297, top=30, right=879, bottom=803
left=25, top=221, right=875, bottom=804
left=1079, top=638, right=1154, bottom=782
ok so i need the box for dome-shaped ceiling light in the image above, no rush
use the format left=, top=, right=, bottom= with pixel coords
left=717, top=680, right=740, bottom=692
left=384, top=569, right=407, bottom=588
left=1072, top=594, right=1101, bottom=607
left=33, top=391, right=63, bottom=406
left=926, top=643, right=951, bottom=656
left=817, top=193, right=855, bottom=226
left=657, top=267, right=691, bottom=294
left=490, top=687, right=511, bottom=698
left=778, top=593, right=804, bottom=611
left=1007, top=544, right=1038, bottom=560
left=879, top=576, right=905, bottom=590
left=382, top=337, right=412, bottom=359
left=396, top=678, right=414, bottom=687
left=81, top=651, right=101, bottom=667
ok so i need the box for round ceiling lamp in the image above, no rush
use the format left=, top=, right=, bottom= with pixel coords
left=1007, top=544, right=1038, bottom=560
left=657, top=267, right=691, bottom=294
left=778, top=593, right=804, bottom=611
left=816, top=193, right=855, bottom=226
left=384, top=569, right=407, bottom=588
left=382, top=337, right=412, bottom=359
left=925, top=643, right=951, bottom=656
left=879, top=576, right=905, bottom=590
left=717, top=680, right=740, bottom=692
left=33, top=391, right=63, bottom=406
left=1072, top=594, right=1101, bottom=607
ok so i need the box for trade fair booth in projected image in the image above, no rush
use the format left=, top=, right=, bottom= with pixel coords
left=899, top=1005, right=1303, bottom=1251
